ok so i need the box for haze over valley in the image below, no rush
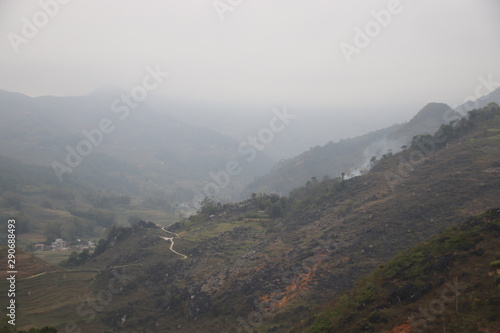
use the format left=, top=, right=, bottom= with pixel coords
left=0, top=1, right=499, bottom=332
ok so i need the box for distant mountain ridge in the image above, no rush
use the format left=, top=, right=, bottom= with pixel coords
left=0, top=89, right=274, bottom=203
left=240, top=101, right=464, bottom=198
left=455, top=86, right=500, bottom=114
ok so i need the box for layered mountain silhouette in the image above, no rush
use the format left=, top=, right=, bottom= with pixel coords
left=241, top=99, right=497, bottom=198
left=0, top=89, right=275, bottom=202
left=4, top=102, right=499, bottom=332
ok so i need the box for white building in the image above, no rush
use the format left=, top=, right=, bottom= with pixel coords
left=51, top=238, right=68, bottom=251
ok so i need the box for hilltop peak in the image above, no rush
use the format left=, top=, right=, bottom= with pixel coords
left=392, top=102, right=460, bottom=141
left=408, top=102, right=454, bottom=123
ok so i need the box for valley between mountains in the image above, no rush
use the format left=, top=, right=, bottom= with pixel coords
left=1, top=104, right=499, bottom=332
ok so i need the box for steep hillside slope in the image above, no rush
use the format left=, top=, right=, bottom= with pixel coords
left=298, top=208, right=500, bottom=333
left=242, top=103, right=460, bottom=198
left=4, top=103, right=500, bottom=332
left=242, top=124, right=399, bottom=198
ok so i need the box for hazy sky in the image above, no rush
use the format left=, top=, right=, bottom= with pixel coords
left=1, top=0, right=499, bottom=120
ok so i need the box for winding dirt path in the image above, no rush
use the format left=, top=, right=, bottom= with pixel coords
left=159, top=226, right=187, bottom=259
left=21, top=271, right=47, bottom=280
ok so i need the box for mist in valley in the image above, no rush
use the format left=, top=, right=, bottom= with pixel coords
left=1, top=1, right=500, bottom=332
